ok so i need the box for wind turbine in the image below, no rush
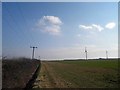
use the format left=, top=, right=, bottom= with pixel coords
left=85, top=47, right=88, bottom=60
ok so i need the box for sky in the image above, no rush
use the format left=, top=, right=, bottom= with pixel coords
left=1, top=0, right=119, bottom=2
left=2, top=2, right=118, bottom=60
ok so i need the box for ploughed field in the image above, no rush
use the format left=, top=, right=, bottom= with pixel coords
left=33, top=59, right=119, bottom=88
left=2, top=58, right=41, bottom=88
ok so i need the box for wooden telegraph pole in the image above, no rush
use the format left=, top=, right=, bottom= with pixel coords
left=30, top=46, right=37, bottom=59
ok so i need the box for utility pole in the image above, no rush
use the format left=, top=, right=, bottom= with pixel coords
left=39, top=56, right=41, bottom=60
left=106, top=50, right=108, bottom=59
left=30, top=46, right=37, bottom=59
left=85, top=47, right=87, bottom=60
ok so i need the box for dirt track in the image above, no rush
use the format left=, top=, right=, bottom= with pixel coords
left=33, top=62, right=71, bottom=88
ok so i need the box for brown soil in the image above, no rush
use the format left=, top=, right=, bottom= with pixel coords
left=2, top=59, right=40, bottom=88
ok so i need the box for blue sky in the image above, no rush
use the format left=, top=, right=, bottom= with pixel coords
left=1, top=0, right=119, bottom=2
left=2, top=2, right=118, bottom=59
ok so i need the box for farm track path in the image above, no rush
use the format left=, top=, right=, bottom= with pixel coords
left=33, top=62, right=71, bottom=88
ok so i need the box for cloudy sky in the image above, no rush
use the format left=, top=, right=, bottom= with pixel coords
left=3, top=2, right=118, bottom=60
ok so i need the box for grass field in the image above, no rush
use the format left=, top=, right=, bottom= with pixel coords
left=33, top=59, right=119, bottom=88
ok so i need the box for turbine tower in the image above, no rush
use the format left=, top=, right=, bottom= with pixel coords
left=106, top=50, right=108, bottom=59
left=85, top=47, right=88, bottom=60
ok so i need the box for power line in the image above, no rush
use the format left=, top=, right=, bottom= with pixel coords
left=30, top=46, right=37, bottom=59
left=4, top=6, right=22, bottom=36
left=16, top=3, right=37, bottom=46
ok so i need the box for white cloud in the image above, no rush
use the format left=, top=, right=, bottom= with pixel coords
left=105, top=22, right=116, bottom=29
left=37, top=16, right=63, bottom=35
left=92, top=24, right=104, bottom=32
left=79, top=24, right=104, bottom=32
left=79, top=22, right=116, bottom=32
left=42, top=16, right=62, bottom=25
left=79, top=25, right=92, bottom=30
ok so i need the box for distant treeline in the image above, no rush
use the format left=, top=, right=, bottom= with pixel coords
left=63, top=58, right=119, bottom=61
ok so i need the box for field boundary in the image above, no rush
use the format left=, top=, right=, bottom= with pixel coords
left=25, top=60, right=41, bottom=89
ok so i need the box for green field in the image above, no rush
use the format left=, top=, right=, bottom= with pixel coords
left=37, top=59, right=119, bottom=88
